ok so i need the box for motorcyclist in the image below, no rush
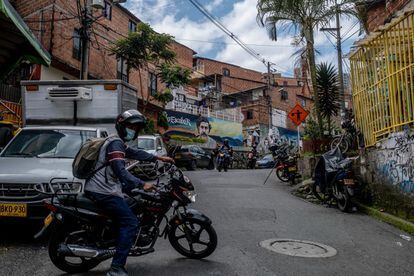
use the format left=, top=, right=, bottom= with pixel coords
left=219, top=139, right=233, bottom=155
left=84, top=110, right=174, bottom=276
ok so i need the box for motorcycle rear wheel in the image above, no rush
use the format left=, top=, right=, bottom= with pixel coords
left=276, top=168, right=290, bottom=182
left=168, top=218, right=217, bottom=259
left=336, top=184, right=351, bottom=212
left=49, top=225, right=101, bottom=274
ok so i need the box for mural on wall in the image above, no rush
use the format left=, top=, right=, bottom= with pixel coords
left=164, top=110, right=243, bottom=148
left=368, top=128, right=414, bottom=193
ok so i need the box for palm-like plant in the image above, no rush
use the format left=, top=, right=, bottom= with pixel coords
left=316, top=62, right=340, bottom=135
left=257, top=0, right=359, bottom=136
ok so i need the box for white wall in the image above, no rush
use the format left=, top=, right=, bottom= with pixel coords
left=41, top=66, right=76, bottom=81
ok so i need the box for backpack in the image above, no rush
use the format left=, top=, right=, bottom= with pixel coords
left=72, top=137, right=112, bottom=179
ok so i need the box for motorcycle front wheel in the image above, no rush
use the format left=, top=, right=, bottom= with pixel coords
left=168, top=218, right=217, bottom=259
left=49, top=225, right=101, bottom=274
left=276, top=168, right=290, bottom=182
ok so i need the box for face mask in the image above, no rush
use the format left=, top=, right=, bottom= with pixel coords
left=124, top=128, right=136, bottom=141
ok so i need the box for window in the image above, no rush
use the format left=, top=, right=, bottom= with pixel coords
left=223, top=68, right=230, bottom=76
left=281, top=89, right=288, bottom=101
left=149, top=72, right=157, bottom=96
left=128, top=20, right=136, bottom=32
left=72, top=28, right=81, bottom=60
left=1, top=129, right=95, bottom=158
left=177, top=93, right=186, bottom=102
left=246, top=110, right=253, bottom=120
left=117, top=58, right=129, bottom=83
left=103, top=1, right=112, bottom=20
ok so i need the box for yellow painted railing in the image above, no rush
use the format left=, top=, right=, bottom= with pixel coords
left=350, top=10, right=414, bottom=147
left=0, top=99, right=22, bottom=126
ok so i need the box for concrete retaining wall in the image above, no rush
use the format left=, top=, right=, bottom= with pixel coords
left=360, top=128, right=414, bottom=194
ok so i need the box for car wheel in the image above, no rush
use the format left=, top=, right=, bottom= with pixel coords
left=187, top=160, right=197, bottom=171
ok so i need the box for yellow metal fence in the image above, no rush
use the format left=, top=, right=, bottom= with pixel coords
left=350, top=11, right=414, bottom=147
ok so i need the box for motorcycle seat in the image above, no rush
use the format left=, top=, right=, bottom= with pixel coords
left=59, top=193, right=101, bottom=213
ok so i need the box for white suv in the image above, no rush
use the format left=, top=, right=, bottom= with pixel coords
left=0, top=126, right=107, bottom=220
left=127, top=135, right=168, bottom=179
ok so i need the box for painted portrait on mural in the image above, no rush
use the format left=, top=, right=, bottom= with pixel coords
left=196, top=116, right=217, bottom=149
left=164, top=110, right=243, bottom=149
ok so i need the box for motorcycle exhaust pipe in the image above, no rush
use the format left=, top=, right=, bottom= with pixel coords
left=58, top=244, right=115, bottom=260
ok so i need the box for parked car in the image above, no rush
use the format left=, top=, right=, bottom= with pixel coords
left=256, top=154, right=275, bottom=169
left=0, top=126, right=107, bottom=220
left=173, top=145, right=214, bottom=170
left=127, top=135, right=168, bottom=178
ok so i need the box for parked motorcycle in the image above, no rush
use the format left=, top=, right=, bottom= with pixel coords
left=34, top=164, right=217, bottom=274
left=312, top=148, right=359, bottom=212
left=269, top=143, right=300, bottom=184
left=216, top=149, right=230, bottom=172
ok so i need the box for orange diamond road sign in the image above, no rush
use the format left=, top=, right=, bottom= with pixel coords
left=288, top=104, right=309, bottom=126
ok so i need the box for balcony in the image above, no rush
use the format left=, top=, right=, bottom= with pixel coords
left=166, top=100, right=244, bottom=122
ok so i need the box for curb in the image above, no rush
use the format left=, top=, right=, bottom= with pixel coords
left=355, top=203, right=414, bottom=235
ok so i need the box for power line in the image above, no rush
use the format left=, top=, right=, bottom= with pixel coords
left=175, top=38, right=334, bottom=48
left=186, top=0, right=289, bottom=75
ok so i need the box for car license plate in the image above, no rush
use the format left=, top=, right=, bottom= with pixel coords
left=344, top=179, right=355, bottom=185
left=0, top=203, right=27, bottom=217
left=288, top=167, right=297, bottom=172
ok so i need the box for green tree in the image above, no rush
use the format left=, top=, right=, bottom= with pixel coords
left=257, top=0, right=359, bottom=136
left=316, top=62, right=340, bottom=135
left=110, top=23, right=177, bottom=112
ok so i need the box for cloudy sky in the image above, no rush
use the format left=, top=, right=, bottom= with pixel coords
left=123, top=0, right=363, bottom=76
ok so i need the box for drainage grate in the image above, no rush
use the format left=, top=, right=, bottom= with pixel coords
left=260, top=239, right=337, bottom=258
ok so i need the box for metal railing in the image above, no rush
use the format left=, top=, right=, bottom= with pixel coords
left=0, top=83, right=21, bottom=103
left=350, top=10, right=414, bottom=147
left=167, top=100, right=243, bottom=122
left=0, top=99, right=22, bottom=125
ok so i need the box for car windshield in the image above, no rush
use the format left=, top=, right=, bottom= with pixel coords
left=1, top=129, right=95, bottom=158
left=137, top=138, right=155, bottom=150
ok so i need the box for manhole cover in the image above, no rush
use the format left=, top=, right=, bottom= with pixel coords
left=260, top=239, right=337, bottom=258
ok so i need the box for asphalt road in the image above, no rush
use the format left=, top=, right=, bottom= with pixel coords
left=0, top=169, right=413, bottom=276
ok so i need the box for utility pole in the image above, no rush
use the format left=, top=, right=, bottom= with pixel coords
left=267, top=62, right=272, bottom=132
left=335, top=2, right=345, bottom=116
left=79, top=0, right=91, bottom=80
left=320, top=0, right=346, bottom=117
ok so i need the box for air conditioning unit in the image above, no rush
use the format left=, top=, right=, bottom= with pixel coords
left=92, top=0, right=104, bottom=9
left=47, top=87, right=93, bottom=101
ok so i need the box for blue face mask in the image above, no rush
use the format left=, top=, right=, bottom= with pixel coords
left=124, top=128, right=136, bottom=141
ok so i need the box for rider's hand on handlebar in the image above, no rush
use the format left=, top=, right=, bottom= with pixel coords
left=158, top=156, right=175, bottom=164
left=143, top=183, right=156, bottom=192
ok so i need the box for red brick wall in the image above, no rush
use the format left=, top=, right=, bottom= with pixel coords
left=364, top=0, right=412, bottom=32
left=13, top=0, right=195, bottom=106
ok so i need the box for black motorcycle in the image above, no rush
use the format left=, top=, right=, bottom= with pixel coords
left=216, top=149, right=230, bottom=172
left=312, top=148, right=359, bottom=212
left=34, top=164, right=217, bottom=274
left=269, top=143, right=300, bottom=184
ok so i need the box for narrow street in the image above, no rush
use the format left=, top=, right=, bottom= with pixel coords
left=0, top=169, right=413, bottom=276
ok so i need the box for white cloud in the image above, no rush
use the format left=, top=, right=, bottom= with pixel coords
left=124, top=0, right=363, bottom=75
left=205, top=0, right=224, bottom=11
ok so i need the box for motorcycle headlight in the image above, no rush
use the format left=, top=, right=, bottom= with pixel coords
left=183, top=191, right=197, bottom=203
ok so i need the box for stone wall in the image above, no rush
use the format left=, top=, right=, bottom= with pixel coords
left=360, top=128, right=414, bottom=194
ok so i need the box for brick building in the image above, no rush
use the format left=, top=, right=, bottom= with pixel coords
left=360, top=0, right=413, bottom=33
left=191, top=57, right=313, bottom=142
left=10, top=0, right=196, bottom=123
